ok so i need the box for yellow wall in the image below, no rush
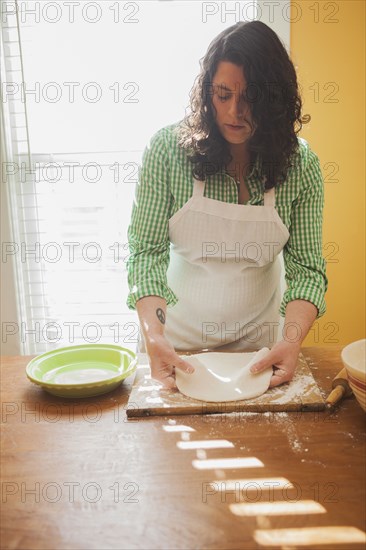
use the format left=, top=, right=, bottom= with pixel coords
left=290, top=1, right=365, bottom=348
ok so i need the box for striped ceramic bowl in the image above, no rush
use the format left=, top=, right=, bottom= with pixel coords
left=341, top=339, right=366, bottom=412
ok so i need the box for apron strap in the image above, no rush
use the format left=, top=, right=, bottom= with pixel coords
left=192, top=178, right=205, bottom=197
left=264, top=187, right=275, bottom=207
left=193, top=176, right=276, bottom=206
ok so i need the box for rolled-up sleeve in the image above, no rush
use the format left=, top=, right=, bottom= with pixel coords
left=126, top=129, right=178, bottom=310
left=279, top=149, right=328, bottom=319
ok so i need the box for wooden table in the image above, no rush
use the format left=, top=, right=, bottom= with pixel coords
left=1, top=347, right=365, bottom=550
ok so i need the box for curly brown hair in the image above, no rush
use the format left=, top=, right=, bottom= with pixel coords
left=177, top=20, right=309, bottom=190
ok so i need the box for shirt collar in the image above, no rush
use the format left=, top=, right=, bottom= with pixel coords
left=248, top=152, right=262, bottom=179
left=219, top=152, right=262, bottom=180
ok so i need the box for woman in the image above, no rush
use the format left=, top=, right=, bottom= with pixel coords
left=126, top=21, right=328, bottom=390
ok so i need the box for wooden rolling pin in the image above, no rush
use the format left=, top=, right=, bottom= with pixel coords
left=326, top=367, right=353, bottom=409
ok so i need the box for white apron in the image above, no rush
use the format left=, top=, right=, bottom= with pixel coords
left=137, top=177, right=290, bottom=353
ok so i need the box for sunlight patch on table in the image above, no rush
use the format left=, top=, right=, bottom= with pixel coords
left=162, top=424, right=195, bottom=432
left=178, top=439, right=234, bottom=450
left=231, top=500, right=326, bottom=516
left=254, top=526, right=366, bottom=546
left=211, top=477, right=293, bottom=491
left=192, top=457, right=263, bottom=470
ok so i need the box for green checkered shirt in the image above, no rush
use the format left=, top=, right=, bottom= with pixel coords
left=126, top=120, right=328, bottom=319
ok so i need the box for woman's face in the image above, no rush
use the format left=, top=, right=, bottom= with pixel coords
left=211, top=61, right=256, bottom=147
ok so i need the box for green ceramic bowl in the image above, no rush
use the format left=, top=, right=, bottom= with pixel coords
left=26, top=344, right=137, bottom=398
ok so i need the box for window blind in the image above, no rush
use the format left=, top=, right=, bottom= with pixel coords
left=1, top=0, right=287, bottom=355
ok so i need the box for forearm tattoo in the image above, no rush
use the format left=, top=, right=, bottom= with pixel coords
left=156, top=308, right=166, bottom=324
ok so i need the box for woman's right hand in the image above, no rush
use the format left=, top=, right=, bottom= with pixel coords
left=145, top=334, right=195, bottom=389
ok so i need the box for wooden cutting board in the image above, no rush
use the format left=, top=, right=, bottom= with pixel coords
left=126, top=351, right=326, bottom=418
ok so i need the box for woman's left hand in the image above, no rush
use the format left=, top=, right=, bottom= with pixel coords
left=249, top=340, right=301, bottom=388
